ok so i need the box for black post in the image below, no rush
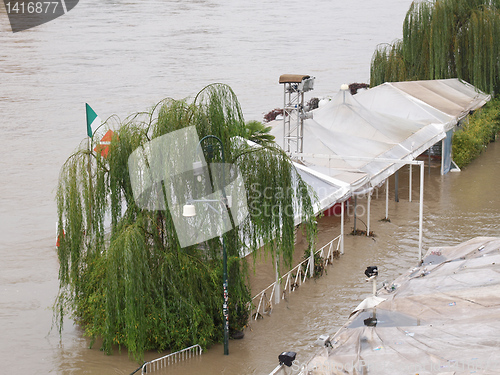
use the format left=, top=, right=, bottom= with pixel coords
left=198, top=135, right=229, bottom=356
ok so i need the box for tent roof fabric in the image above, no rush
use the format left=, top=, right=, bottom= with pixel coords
left=356, top=82, right=456, bottom=130
left=293, top=163, right=350, bottom=218
left=392, top=79, right=490, bottom=120
left=269, top=79, right=487, bottom=206
left=357, top=79, right=490, bottom=132
left=313, top=88, right=424, bottom=144
left=240, top=138, right=350, bottom=220
left=270, top=87, right=445, bottom=192
left=299, top=237, right=500, bottom=374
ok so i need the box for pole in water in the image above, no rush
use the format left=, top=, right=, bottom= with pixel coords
left=385, top=179, right=389, bottom=220
left=340, top=201, right=345, bottom=254
left=395, top=170, right=399, bottom=203
left=366, top=192, right=371, bottom=237
left=428, top=148, right=431, bottom=175
left=409, top=164, right=412, bottom=202
left=353, top=196, right=357, bottom=233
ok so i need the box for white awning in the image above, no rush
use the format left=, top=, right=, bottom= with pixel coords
left=356, top=78, right=491, bottom=131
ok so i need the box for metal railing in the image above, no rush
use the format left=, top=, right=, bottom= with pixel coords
left=251, top=235, right=341, bottom=320
left=141, top=344, right=203, bottom=374
left=269, top=363, right=288, bottom=375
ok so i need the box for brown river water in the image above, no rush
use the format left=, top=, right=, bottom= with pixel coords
left=2, top=0, right=500, bottom=373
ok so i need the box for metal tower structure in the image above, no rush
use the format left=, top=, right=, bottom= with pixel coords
left=279, top=74, right=315, bottom=157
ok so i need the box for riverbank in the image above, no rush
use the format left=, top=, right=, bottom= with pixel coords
left=453, top=98, right=500, bottom=168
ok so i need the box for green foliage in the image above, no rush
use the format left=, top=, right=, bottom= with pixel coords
left=55, top=84, right=317, bottom=361
left=370, top=0, right=500, bottom=95
left=302, top=248, right=325, bottom=279
left=452, top=98, right=500, bottom=167
left=244, top=120, right=275, bottom=144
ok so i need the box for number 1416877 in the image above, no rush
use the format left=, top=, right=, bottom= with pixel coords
left=5, top=2, right=60, bottom=14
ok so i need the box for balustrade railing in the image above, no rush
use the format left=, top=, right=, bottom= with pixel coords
left=251, top=235, right=341, bottom=320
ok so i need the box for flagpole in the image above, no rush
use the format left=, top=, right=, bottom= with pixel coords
left=85, top=103, right=94, bottom=236
left=87, top=129, right=92, bottom=234
left=85, top=103, right=102, bottom=241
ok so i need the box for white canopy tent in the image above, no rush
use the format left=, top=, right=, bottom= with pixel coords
left=270, top=87, right=445, bottom=190
left=356, top=78, right=491, bottom=174
left=303, top=88, right=445, bottom=188
left=387, top=78, right=490, bottom=122
left=241, top=138, right=352, bottom=220
left=293, top=162, right=351, bottom=218
left=269, top=87, right=443, bottom=255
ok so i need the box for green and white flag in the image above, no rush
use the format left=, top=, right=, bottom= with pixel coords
left=86, top=103, right=101, bottom=138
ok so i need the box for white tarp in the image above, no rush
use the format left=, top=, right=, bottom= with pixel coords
left=390, top=78, right=491, bottom=123
left=356, top=78, right=490, bottom=131
left=293, top=163, right=351, bottom=220
left=299, top=237, right=500, bottom=375
left=270, top=87, right=445, bottom=191
left=241, top=138, right=351, bottom=222
left=356, top=78, right=491, bottom=174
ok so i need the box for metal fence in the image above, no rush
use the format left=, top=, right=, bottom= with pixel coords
left=250, top=235, right=341, bottom=320
left=141, top=344, right=203, bottom=374
left=269, top=363, right=289, bottom=375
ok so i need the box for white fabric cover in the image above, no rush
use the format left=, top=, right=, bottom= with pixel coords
left=300, top=237, right=500, bottom=375
left=357, top=78, right=490, bottom=131
left=270, top=87, right=446, bottom=192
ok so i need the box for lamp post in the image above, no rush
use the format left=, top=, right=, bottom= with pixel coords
left=183, top=135, right=230, bottom=356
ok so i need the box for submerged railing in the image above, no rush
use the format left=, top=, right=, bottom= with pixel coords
left=269, top=363, right=289, bottom=375
left=251, top=235, right=341, bottom=320
left=141, top=344, right=202, bottom=374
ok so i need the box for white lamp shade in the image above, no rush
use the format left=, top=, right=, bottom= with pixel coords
left=192, top=160, right=203, bottom=177
left=182, top=204, right=196, bottom=217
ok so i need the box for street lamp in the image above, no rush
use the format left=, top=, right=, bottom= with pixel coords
left=182, top=204, right=196, bottom=217
left=182, top=135, right=230, bottom=356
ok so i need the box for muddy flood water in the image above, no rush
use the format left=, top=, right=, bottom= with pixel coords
left=2, top=0, right=500, bottom=373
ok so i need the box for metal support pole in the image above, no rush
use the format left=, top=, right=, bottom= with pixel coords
left=353, top=195, right=357, bottom=233
left=275, top=255, right=280, bottom=305
left=419, top=163, right=424, bottom=262
left=409, top=164, right=412, bottom=202
left=299, top=91, right=305, bottom=156
left=428, top=148, right=431, bottom=175
left=270, top=364, right=285, bottom=375
left=441, top=139, right=445, bottom=175
left=367, top=192, right=371, bottom=236
left=309, top=244, right=314, bottom=278
left=340, top=201, right=345, bottom=254
left=198, top=135, right=229, bottom=356
left=385, top=179, right=389, bottom=220
left=395, top=170, right=399, bottom=202
left=283, top=84, right=286, bottom=153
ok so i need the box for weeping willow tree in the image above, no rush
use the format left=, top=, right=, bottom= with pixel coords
left=55, top=84, right=317, bottom=361
left=370, top=0, right=500, bottom=95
